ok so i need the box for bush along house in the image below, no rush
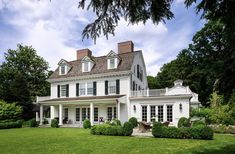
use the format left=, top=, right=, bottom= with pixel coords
left=35, top=41, right=200, bottom=127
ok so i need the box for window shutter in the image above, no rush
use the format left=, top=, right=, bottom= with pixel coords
left=137, top=65, right=139, bottom=78
left=76, top=83, right=79, bottom=96
left=93, top=81, right=97, bottom=96
left=57, top=85, right=60, bottom=98
left=66, top=84, right=69, bottom=97
left=116, top=79, right=120, bottom=94
left=105, top=80, right=108, bottom=95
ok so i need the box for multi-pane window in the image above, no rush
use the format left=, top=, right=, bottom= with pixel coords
left=107, top=107, right=112, bottom=121
left=61, top=85, right=67, bottom=97
left=150, top=106, right=156, bottom=122
left=94, top=108, right=98, bottom=122
left=79, top=83, right=86, bottom=96
left=76, top=108, right=80, bottom=121
left=82, top=108, right=86, bottom=121
left=142, top=106, right=147, bottom=122
left=64, top=108, right=68, bottom=119
left=60, top=65, right=66, bottom=75
left=113, top=107, right=117, bottom=119
left=167, top=105, right=173, bottom=122
left=158, top=105, right=164, bottom=122
left=87, top=83, right=93, bottom=95
left=84, top=62, right=89, bottom=72
left=110, top=58, right=115, bottom=69
left=108, top=81, right=116, bottom=94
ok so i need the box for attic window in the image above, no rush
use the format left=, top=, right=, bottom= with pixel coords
left=83, top=62, right=89, bottom=72
left=61, top=65, right=66, bottom=75
left=110, top=58, right=115, bottom=69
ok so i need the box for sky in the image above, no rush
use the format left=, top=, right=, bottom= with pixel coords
left=0, top=0, right=204, bottom=76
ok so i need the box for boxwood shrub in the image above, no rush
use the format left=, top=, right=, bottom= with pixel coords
left=83, top=119, right=91, bottom=129
left=91, top=124, right=124, bottom=136
left=0, top=120, right=22, bottom=129
left=91, top=121, right=133, bottom=136
left=129, top=117, right=138, bottom=128
left=192, top=120, right=206, bottom=127
left=152, top=122, right=213, bottom=140
left=178, top=117, right=190, bottom=128
left=51, top=118, right=59, bottom=128
left=29, top=118, right=38, bottom=127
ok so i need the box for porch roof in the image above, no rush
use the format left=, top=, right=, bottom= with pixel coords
left=38, top=95, right=125, bottom=105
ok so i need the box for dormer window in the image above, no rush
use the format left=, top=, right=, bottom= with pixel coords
left=60, top=65, right=66, bottom=75
left=58, top=59, right=71, bottom=75
left=107, top=50, right=121, bottom=70
left=83, top=62, right=89, bottom=72
left=110, top=58, right=115, bottom=69
left=81, top=56, right=95, bottom=72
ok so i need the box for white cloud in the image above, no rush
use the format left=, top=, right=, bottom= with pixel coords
left=0, top=0, right=202, bottom=76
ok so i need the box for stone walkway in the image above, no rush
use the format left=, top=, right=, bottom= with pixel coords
left=132, top=129, right=153, bottom=137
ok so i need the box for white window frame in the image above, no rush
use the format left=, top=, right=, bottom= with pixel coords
left=87, top=82, right=93, bottom=95
left=108, top=80, right=116, bottom=94
left=108, top=58, right=117, bottom=69
left=79, top=83, right=86, bottom=96
left=59, top=65, right=67, bottom=75
left=60, top=85, right=67, bottom=97
left=82, top=62, right=90, bottom=72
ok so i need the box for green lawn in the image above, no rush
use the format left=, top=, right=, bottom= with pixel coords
left=0, top=128, right=235, bottom=154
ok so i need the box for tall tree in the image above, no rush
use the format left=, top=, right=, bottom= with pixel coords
left=0, top=44, right=50, bottom=119
left=152, top=20, right=226, bottom=106
left=78, top=0, right=174, bottom=41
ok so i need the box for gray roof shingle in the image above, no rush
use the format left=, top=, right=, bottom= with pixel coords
left=49, top=51, right=139, bottom=79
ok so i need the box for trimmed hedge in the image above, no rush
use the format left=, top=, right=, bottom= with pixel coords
left=29, top=118, right=38, bottom=127
left=83, top=119, right=91, bottom=129
left=91, top=122, right=133, bottom=136
left=51, top=118, right=59, bottom=128
left=129, top=117, right=138, bottom=128
left=0, top=120, right=22, bottom=129
left=192, top=120, right=206, bottom=127
left=178, top=117, right=190, bottom=128
left=110, top=119, right=121, bottom=126
left=152, top=122, right=213, bottom=140
left=91, top=124, right=124, bottom=136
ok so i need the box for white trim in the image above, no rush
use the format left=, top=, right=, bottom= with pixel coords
left=47, top=71, right=131, bottom=83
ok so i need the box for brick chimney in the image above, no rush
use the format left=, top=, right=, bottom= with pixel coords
left=76, top=49, right=92, bottom=60
left=118, top=41, right=134, bottom=54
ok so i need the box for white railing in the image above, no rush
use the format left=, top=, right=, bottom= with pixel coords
left=36, top=96, right=51, bottom=102
left=130, top=89, right=166, bottom=97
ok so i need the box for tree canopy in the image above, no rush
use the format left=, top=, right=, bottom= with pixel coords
left=0, top=45, right=50, bottom=119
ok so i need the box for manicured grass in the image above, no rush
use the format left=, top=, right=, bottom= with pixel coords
left=0, top=128, right=235, bottom=154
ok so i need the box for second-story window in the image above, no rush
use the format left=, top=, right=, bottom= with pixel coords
left=79, top=83, right=86, bottom=96
left=87, top=83, right=93, bottom=95
left=61, top=85, right=67, bottom=97
left=108, top=81, right=116, bottom=94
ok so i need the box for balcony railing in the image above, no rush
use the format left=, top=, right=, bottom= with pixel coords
left=36, top=96, right=51, bottom=102
left=130, top=89, right=166, bottom=97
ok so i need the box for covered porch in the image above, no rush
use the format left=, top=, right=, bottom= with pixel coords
left=36, top=95, right=126, bottom=127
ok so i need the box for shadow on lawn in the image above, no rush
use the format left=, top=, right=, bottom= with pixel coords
left=192, top=144, right=235, bottom=154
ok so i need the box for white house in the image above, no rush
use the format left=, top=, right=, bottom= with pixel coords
left=35, top=41, right=200, bottom=127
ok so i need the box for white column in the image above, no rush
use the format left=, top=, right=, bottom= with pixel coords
left=90, top=103, right=94, bottom=126
left=59, top=104, right=63, bottom=125
left=117, top=101, right=121, bottom=120
left=163, top=104, right=167, bottom=122
left=36, top=112, right=39, bottom=122
left=39, top=104, right=43, bottom=125
left=50, top=106, right=55, bottom=120
left=147, top=105, right=151, bottom=123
